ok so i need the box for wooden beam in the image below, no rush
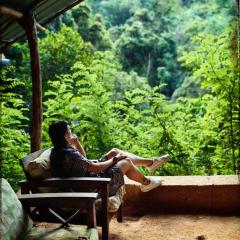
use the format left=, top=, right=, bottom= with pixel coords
left=18, top=13, right=42, bottom=152
left=0, top=6, right=46, bottom=32
left=0, top=6, right=23, bottom=18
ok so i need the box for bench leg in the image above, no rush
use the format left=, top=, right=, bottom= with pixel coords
left=87, top=204, right=96, bottom=228
left=116, top=204, right=123, bottom=223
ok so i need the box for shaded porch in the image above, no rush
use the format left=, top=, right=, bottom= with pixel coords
left=109, top=214, right=240, bottom=240
left=32, top=175, right=240, bottom=239
left=109, top=175, right=240, bottom=239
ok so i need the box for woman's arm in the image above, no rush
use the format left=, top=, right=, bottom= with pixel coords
left=65, top=148, right=127, bottom=177
left=70, top=135, right=86, bottom=157
left=88, top=155, right=126, bottom=173
left=74, top=141, right=86, bottom=157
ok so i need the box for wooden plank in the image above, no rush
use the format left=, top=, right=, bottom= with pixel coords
left=19, top=192, right=98, bottom=199
left=19, top=177, right=111, bottom=190
left=19, top=192, right=97, bottom=209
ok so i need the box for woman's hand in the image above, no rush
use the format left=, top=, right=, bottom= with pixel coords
left=67, top=134, right=86, bottom=157
left=112, top=153, right=127, bottom=163
left=70, top=134, right=79, bottom=146
left=88, top=153, right=127, bottom=173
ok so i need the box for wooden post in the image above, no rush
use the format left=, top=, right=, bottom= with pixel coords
left=102, top=183, right=109, bottom=240
left=19, top=13, right=42, bottom=152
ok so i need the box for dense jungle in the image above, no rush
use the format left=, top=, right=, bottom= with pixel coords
left=1, top=0, right=239, bottom=190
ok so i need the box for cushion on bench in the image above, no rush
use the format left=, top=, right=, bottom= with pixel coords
left=27, top=148, right=52, bottom=179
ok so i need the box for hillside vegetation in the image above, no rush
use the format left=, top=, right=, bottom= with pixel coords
left=1, top=0, right=239, bottom=189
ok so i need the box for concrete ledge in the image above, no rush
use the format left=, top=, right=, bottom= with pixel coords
left=123, top=175, right=240, bottom=216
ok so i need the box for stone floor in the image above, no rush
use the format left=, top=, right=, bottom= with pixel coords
left=105, top=214, right=240, bottom=240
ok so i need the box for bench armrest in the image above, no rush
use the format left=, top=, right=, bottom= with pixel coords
left=19, top=177, right=111, bottom=191
left=19, top=192, right=98, bottom=208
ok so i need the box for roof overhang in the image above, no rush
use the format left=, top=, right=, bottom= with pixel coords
left=0, top=0, right=84, bottom=52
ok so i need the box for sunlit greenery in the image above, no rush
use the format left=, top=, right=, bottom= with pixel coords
left=1, top=0, right=239, bottom=190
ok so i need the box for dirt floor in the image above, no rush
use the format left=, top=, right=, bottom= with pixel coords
left=106, top=214, right=240, bottom=240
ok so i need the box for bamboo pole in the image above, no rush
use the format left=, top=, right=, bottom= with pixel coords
left=18, top=13, right=42, bottom=152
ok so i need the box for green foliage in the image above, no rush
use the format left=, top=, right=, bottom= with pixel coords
left=41, top=47, right=148, bottom=157
left=4, top=42, right=32, bottom=108
left=71, top=3, right=112, bottom=50
left=2, top=0, right=238, bottom=191
left=39, top=25, right=93, bottom=91
left=113, top=1, right=184, bottom=95
left=179, top=26, right=239, bottom=173
left=87, top=0, right=141, bottom=27
left=0, top=66, right=30, bottom=190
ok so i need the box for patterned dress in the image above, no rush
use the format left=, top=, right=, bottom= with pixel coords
left=50, top=147, right=124, bottom=196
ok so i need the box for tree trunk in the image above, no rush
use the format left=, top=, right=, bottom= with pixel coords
left=146, top=52, right=155, bottom=87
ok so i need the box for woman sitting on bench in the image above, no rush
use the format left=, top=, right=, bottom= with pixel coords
left=48, top=120, right=169, bottom=196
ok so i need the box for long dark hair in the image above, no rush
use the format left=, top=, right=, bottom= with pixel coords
left=48, top=120, right=68, bottom=149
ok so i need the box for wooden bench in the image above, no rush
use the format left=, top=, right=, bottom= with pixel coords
left=19, top=149, right=124, bottom=240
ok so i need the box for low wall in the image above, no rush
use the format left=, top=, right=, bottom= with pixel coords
left=123, top=175, right=240, bottom=216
